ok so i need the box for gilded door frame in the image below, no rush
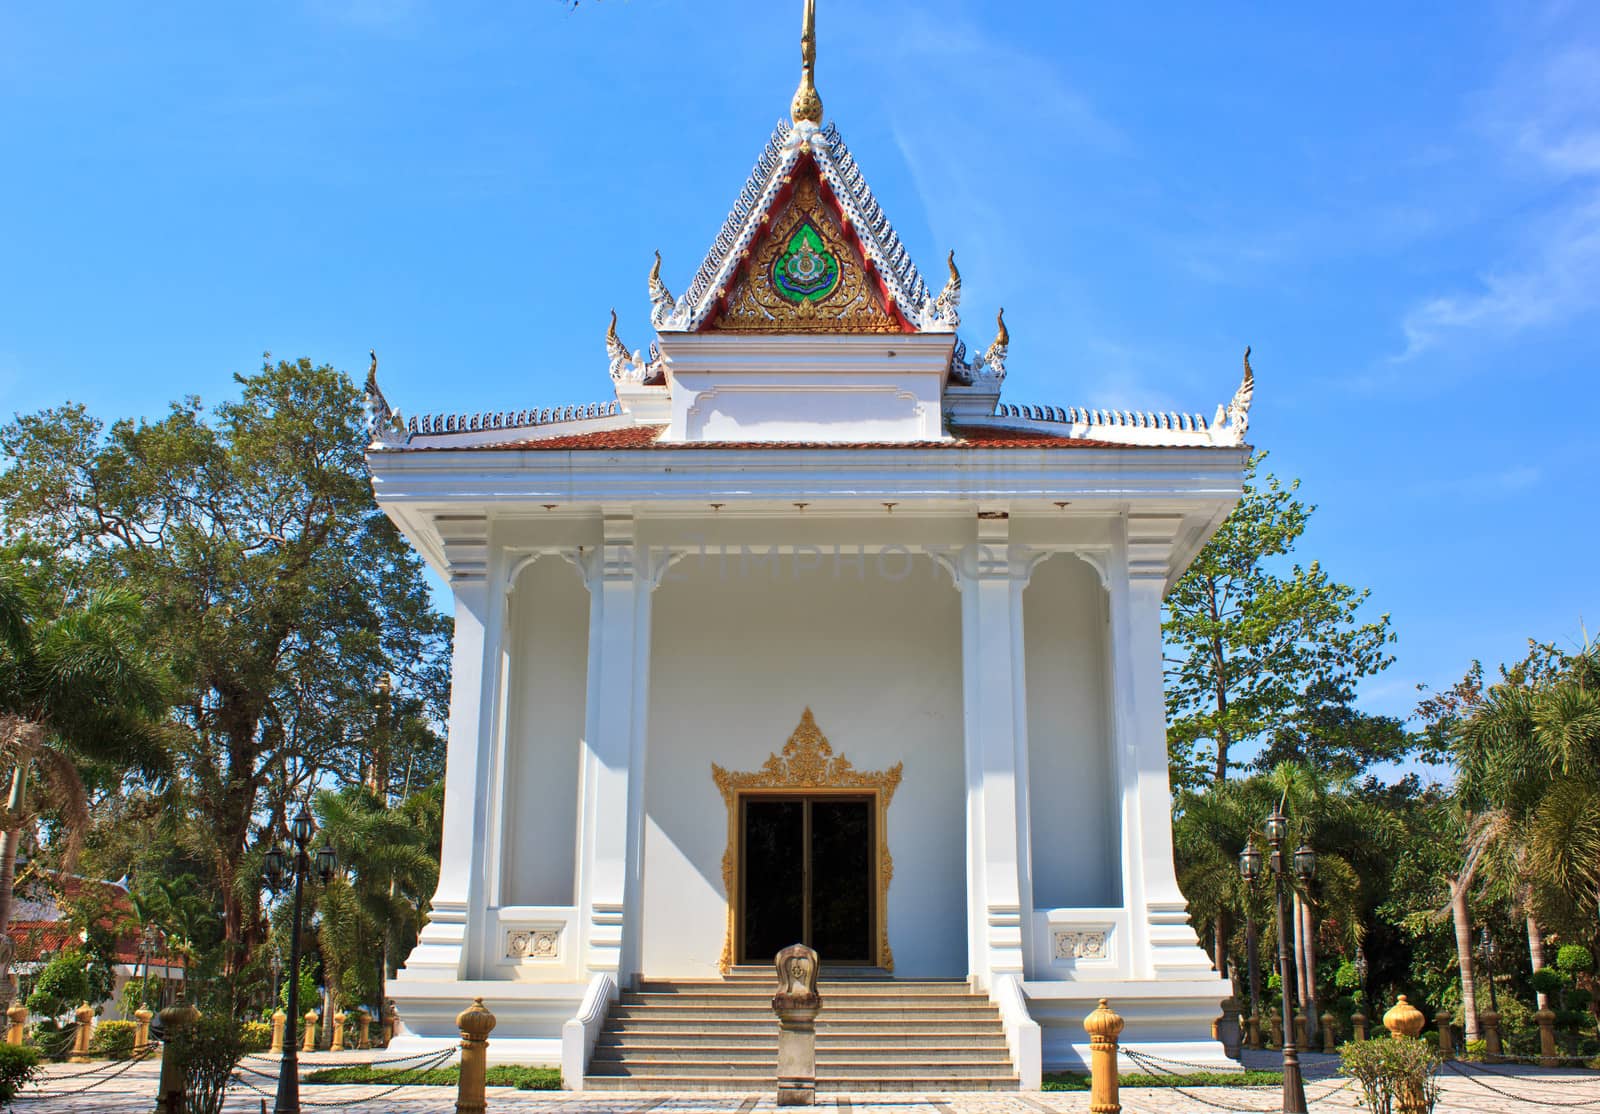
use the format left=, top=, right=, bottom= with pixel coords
left=713, top=708, right=901, bottom=972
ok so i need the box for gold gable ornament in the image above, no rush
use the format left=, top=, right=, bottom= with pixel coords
left=707, top=172, right=904, bottom=334
left=712, top=708, right=902, bottom=972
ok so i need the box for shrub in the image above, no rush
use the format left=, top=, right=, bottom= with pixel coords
left=117, top=975, right=161, bottom=1020
left=1340, top=1037, right=1442, bottom=1114
left=87, top=1019, right=137, bottom=1060
left=0, top=1043, right=40, bottom=1104
left=165, top=1014, right=244, bottom=1114
left=239, top=1021, right=272, bottom=1053
left=1530, top=968, right=1566, bottom=997
left=304, top=1064, right=561, bottom=1090
left=1556, top=945, right=1593, bottom=975
left=24, top=952, right=90, bottom=1021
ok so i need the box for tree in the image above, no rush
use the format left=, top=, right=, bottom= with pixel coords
left=1164, top=453, right=1397, bottom=789
left=313, top=785, right=440, bottom=1022
left=0, top=358, right=451, bottom=978
left=1252, top=680, right=1412, bottom=779
left=0, top=555, right=170, bottom=950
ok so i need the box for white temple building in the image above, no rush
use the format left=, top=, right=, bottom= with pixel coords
left=367, top=2, right=1249, bottom=1090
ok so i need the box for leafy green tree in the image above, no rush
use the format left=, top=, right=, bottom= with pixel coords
left=25, top=951, right=90, bottom=1020
left=1163, top=453, right=1397, bottom=788
left=0, top=358, right=451, bottom=977
left=0, top=555, right=170, bottom=943
left=1252, top=680, right=1412, bottom=778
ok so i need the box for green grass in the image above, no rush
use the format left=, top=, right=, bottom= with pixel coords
left=304, top=1064, right=561, bottom=1090
left=1043, top=1069, right=1284, bottom=1091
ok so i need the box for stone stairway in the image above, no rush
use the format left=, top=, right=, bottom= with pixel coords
left=584, top=977, right=1019, bottom=1091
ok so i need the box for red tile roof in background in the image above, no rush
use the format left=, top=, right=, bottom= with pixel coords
left=401, top=424, right=1208, bottom=453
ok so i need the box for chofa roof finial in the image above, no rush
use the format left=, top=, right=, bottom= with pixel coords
left=791, top=0, right=823, bottom=126
left=648, top=250, right=676, bottom=326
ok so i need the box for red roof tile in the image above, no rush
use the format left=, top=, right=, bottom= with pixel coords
left=412, top=425, right=1212, bottom=452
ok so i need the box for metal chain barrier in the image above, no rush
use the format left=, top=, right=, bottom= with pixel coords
left=1119, top=1046, right=1356, bottom=1111
left=15, top=1046, right=161, bottom=1101
left=229, top=1045, right=458, bottom=1109
left=1442, top=1060, right=1600, bottom=1108
left=1120, top=1048, right=1283, bottom=1113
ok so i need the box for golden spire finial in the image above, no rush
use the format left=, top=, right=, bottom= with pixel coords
left=791, top=0, right=823, bottom=125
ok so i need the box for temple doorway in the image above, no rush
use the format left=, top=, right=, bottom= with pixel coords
left=738, top=794, right=874, bottom=965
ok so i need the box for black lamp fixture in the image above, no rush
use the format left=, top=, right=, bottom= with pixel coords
left=1243, top=802, right=1314, bottom=1114
left=262, top=803, right=336, bottom=1114
left=1478, top=927, right=1500, bottom=1014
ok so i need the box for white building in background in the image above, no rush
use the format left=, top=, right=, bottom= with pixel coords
left=367, top=2, right=1250, bottom=1088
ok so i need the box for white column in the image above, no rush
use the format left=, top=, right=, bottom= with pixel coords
left=576, top=511, right=654, bottom=985
left=1110, top=514, right=1215, bottom=980
left=959, top=513, right=1036, bottom=988
left=400, top=516, right=492, bottom=980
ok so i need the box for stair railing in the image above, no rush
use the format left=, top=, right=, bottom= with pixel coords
left=561, top=972, right=618, bottom=1090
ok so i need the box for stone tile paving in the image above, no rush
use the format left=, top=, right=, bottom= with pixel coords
left=16, top=1055, right=1600, bottom=1113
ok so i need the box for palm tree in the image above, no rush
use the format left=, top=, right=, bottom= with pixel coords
left=0, top=560, right=169, bottom=953
left=1454, top=644, right=1600, bottom=1012
left=313, top=786, right=439, bottom=1025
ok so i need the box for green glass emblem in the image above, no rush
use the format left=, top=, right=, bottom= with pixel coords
left=772, top=222, right=841, bottom=304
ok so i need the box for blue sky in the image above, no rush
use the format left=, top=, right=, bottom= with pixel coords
left=3, top=1, right=1596, bottom=746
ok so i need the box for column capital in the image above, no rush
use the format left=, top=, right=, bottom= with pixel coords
left=436, top=514, right=489, bottom=585
left=1124, top=513, right=1185, bottom=584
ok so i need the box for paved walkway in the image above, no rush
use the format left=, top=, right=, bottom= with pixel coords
left=16, top=1052, right=1600, bottom=1112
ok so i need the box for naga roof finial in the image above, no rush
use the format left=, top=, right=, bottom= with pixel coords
left=648, top=250, right=676, bottom=326
left=1228, top=346, right=1255, bottom=436
left=982, top=308, right=1010, bottom=377
left=933, top=250, right=962, bottom=325
left=791, top=0, right=823, bottom=126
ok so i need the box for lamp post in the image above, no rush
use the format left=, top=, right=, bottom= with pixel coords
left=263, top=806, right=337, bottom=1114
left=1242, top=807, right=1314, bottom=1114
left=1478, top=929, right=1499, bottom=1014
left=1354, top=949, right=1370, bottom=1023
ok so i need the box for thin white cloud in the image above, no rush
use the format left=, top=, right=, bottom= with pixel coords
left=1395, top=41, right=1600, bottom=358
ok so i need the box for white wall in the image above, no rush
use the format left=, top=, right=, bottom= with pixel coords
left=642, top=551, right=965, bottom=977
left=500, top=556, right=589, bottom=908
left=1024, top=554, right=1120, bottom=910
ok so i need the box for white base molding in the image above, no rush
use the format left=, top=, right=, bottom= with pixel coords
left=1022, top=977, right=1234, bottom=1072
left=386, top=979, right=586, bottom=1067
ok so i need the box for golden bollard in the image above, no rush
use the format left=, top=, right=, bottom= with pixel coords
left=1351, top=1009, right=1368, bottom=1042
left=1536, top=1008, right=1557, bottom=1066
left=1246, top=1012, right=1261, bottom=1050
left=1269, top=1012, right=1282, bottom=1049
left=455, top=997, right=497, bottom=1114
left=1083, top=998, right=1123, bottom=1114
left=1321, top=1011, right=1337, bottom=1053
left=302, top=1009, right=319, bottom=1053
left=156, top=1002, right=200, bottom=1114
left=1293, top=1010, right=1308, bottom=1049
left=331, top=1009, right=347, bottom=1052
left=68, top=1002, right=94, bottom=1063
left=1435, top=1010, right=1454, bottom=1060
left=133, top=1007, right=153, bottom=1056
left=4, top=1003, right=25, bottom=1046
left=1384, top=995, right=1425, bottom=1040
left=269, top=1008, right=286, bottom=1054
left=356, top=1007, right=371, bottom=1050
left=1480, top=1008, right=1501, bottom=1061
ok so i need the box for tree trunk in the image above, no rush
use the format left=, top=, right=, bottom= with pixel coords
left=1300, top=893, right=1320, bottom=1044
left=0, top=764, right=28, bottom=938
left=1448, top=878, right=1480, bottom=1041
left=1245, top=913, right=1262, bottom=1025
left=1528, top=910, right=1549, bottom=1010
left=1214, top=909, right=1232, bottom=978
